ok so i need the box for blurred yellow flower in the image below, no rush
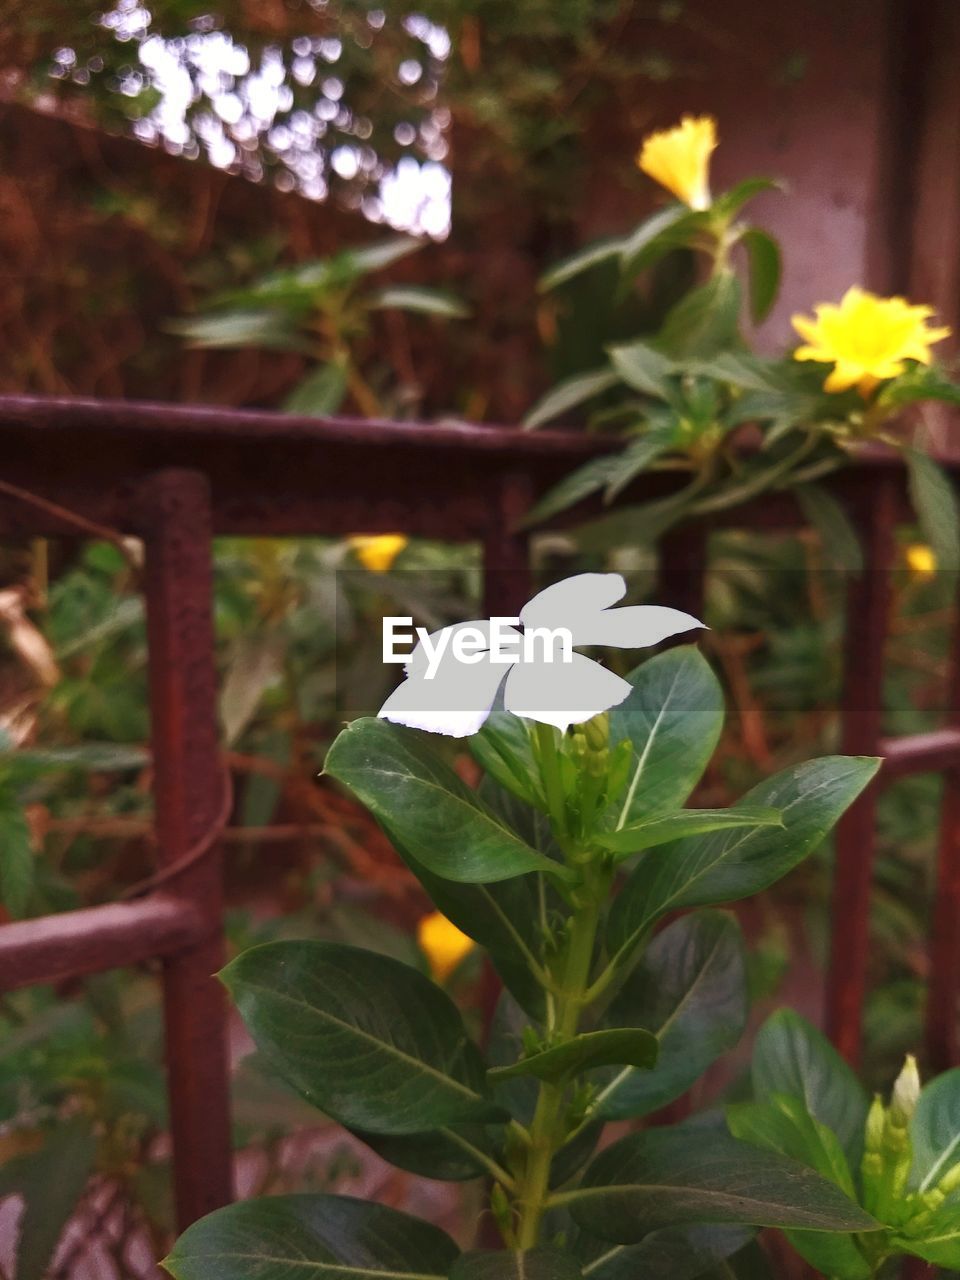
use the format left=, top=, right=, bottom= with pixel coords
left=418, top=911, right=475, bottom=982
left=637, top=115, right=717, bottom=211
left=349, top=534, right=408, bottom=573
left=792, top=287, right=950, bottom=396
left=906, top=543, right=937, bottom=579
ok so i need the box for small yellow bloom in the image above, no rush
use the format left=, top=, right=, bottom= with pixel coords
left=792, top=286, right=950, bottom=397
left=637, top=115, right=718, bottom=211
left=418, top=911, right=475, bottom=982
left=906, top=543, right=937, bottom=579
left=349, top=534, right=408, bottom=573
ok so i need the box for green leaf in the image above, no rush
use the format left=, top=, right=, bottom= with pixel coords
left=163, top=1194, right=460, bottom=1280
left=490, top=1028, right=657, bottom=1085
left=607, top=646, right=725, bottom=828
left=608, top=756, right=880, bottom=962
left=905, top=446, right=960, bottom=571
left=3, top=742, right=149, bottom=771
left=795, top=484, right=864, bottom=574
left=539, top=237, right=629, bottom=291
left=684, top=352, right=778, bottom=393
left=11, top=1120, right=96, bottom=1280
left=713, top=178, right=783, bottom=219
left=740, top=229, right=781, bottom=323
left=602, top=427, right=681, bottom=503
left=894, top=1204, right=960, bottom=1269
left=352, top=1126, right=489, bottom=1183
left=523, top=369, right=620, bottom=431
left=908, top=1066, right=960, bottom=1193
left=881, top=366, right=960, bottom=409
left=451, top=1251, right=581, bottom=1280
left=221, top=941, right=505, bottom=1134
left=0, top=787, right=34, bottom=918
left=471, top=714, right=545, bottom=810
left=593, top=912, right=747, bottom=1119
left=283, top=363, right=349, bottom=415
left=619, top=204, right=704, bottom=279
left=325, top=718, right=566, bottom=885
left=366, top=285, right=470, bottom=319
left=167, top=309, right=306, bottom=351
left=563, top=1128, right=878, bottom=1243
left=658, top=272, right=742, bottom=359
left=345, top=236, right=425, bottom=275
left=607, top=341, right=675, bottom=399
left=751, top=1010, right=869, bottom=1172
left=596, top=807, right=782, bottom=859
left=578, top=1224, right=754, bottom=1280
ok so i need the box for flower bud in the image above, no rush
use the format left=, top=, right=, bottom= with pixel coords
left=582, top=713, right=610, bottom=753
left=864, top=1094, right=885, bottom=1153
left=938, top=1160, right=960, bottom=1198
left=890, top=1054, right=921, bottom=1126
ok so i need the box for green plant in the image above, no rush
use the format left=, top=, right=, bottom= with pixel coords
left=170, top=235, right=468, bottom=417
left=524, top=117, right=960, bottom=571
left=164, top=644, right=908, bottom=1278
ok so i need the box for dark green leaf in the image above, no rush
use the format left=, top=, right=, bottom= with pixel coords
left=905, top=447, right=960, bottom=571
left=608, top=756, right=880, bottom=962
left=685, top=352, right=777, bottom=392
left=451, top=1250, right=581, bottom=1280
left=523, top=369, right=620, bottom=431
left=795, top=484, right=864, bottom=574
left=490, top=1028, right=657, bottom=1085
left=352, top=1126, right=489, bottom=1182
left=366, top=285, right=469, bottom=319
left=564, top=1128, right=877, bottom=1243
left=908, top=1067, right=960, bottom=1194
left=221, top=941, right=504, bottom=1134
left=540, top=238, right=628, bottom=292
left=596, top=807, right=782, bottom=859
left=594, top=912, right=747, bottom=1119
left=740, top=229, right=782, bottom=323
left=577, top=1224, right=754, bottom=1280
left=619, top=204, right=704, bottom=279
left=471, top=715, right=545, bottom=810
left=325, top=718, right=566, bottom=884
left=751, top=1009, right=869, bottom=1172
left=603, top=427, right=681, bottom=502
left=163, top=1194, right=460, bottom=1280
left=607, top=646, right=725, bottom=827
left=521, top=453, right=633, bottom=529
left=658, top=272, right=742, bottom=359
left=283, top=363, right=349, bottom=415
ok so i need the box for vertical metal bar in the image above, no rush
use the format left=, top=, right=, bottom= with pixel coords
left=657, top=522, right=708, bottom=619
left=826, top=476, right=897, bottom=1065
left=482, top=471, right=532, bottom=618
left=925, top=580, right=960, bottom=1070
left=140, top=469, right=233, bottom=1227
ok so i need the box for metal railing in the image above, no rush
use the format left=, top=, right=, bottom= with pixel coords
left=1, top=393, right=958, bottom=1235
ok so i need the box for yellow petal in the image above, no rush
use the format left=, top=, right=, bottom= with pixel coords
left=637, top=115, right=717, bottom=210
left=349, top=534, right=408, bottom=573
left=906, top=543, right=937, bottom=579
left=418, top=911, right=475, bottom=983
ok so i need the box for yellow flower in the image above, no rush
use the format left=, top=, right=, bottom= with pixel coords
left=792, top=286, right=950, bottom=396
left=637, top=115, right=718, bottom=211
left=906, top=543, right=937, bottom=579
left=349, top=534, right=408, bottom=573
left=418, top=911, right=475, bottom=982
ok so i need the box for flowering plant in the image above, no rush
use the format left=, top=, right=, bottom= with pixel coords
left=160, top=637, right=960, bottom=1280
left=525, top=116, right=960, bottom=568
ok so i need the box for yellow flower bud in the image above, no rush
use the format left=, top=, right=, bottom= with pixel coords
left=637, top=115, right=718, bottom=211
left=348, top=534, right=408, bottom=573
left=417, top=911, right=475, bottom=983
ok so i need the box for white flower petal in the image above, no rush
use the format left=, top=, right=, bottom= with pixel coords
left=569, top=604, right=705, bottom=648
left=503, top=652, right=632, bottom=732
left=519, top=572, right=626, bottom=632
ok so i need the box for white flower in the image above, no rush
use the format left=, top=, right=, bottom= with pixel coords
left=378, top=572, right=704, bottom=738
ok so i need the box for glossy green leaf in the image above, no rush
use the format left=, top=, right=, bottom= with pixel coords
left=283, top=363, right=349, bottom=415
left=607, top=646, right=725, bottom=827
left=594, top=912, right=747, bottom=1119
left=471, top=715, right=545, bottom=810
left=163, top=1194, right=460, bottom=1280
left=795, top=484, right=864, bottom=574
left=540, top=236, right=628, bottom=292
left=608, top=756, right=879, bottom=962
left=741, top=228, right=781, bottom=323
left=752, top=1010, right=869, bottom=1172
left=352, top=1125, right=489, bottom=1182
left=905, top=446, right=960, bottom=571
left=578, top=1224, right=754, bottom=1280
left=221, top=941, right=504, bottom=1134
left=607, top=341, right=675, bottom=399
left=451, top=1251, right=581, bottom=1280
left=658, top=272, right=741, bottom=359
left=523, top=369, right=620, bottom=430
left=490, top=1028, right=657, bottom=1085
left=366, top=285, right=470, bottom=319
left=909, top=1067, right=960, bottom=1193
left=596, top=806, right=782, bottom=859
left=325, top=718, right=565, bottom=884
left=562, top=1128, right=878, bottom=1244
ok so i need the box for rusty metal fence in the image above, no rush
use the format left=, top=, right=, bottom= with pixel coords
left=1, top=393, right=959, bottom=1233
